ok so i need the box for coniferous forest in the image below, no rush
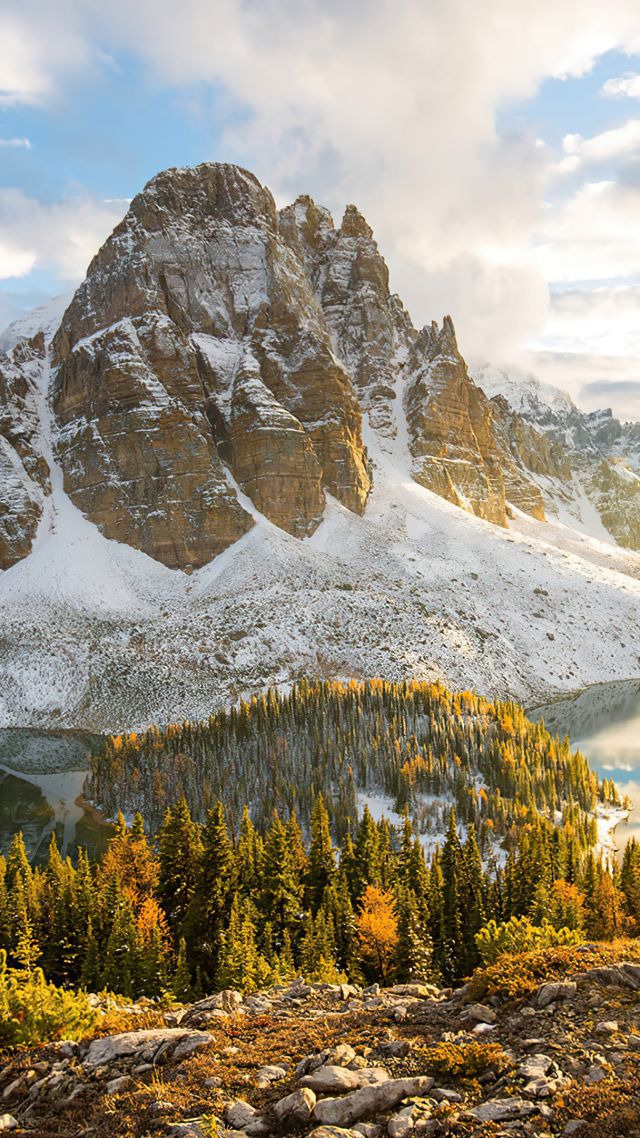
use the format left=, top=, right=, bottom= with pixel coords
left=1, top=680, right=637, bottom=1003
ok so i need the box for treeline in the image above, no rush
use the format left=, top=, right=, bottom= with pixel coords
left=88, top=679, right=617, bottom=846
left=2, top=796, right=639, bottom=1001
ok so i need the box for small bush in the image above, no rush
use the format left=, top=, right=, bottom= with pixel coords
left=475, top=916, right=582, bottom=965
left=467, top=938, right=640, bottom=1000
left=0, top=949, right=97, bottom=1047
left=413, top=1040, right=514, bottom=1085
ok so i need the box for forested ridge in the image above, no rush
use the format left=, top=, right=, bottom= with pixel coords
left=89, top=679, right=619, bottom=847
left=0, top=679, right=635, bottom=1010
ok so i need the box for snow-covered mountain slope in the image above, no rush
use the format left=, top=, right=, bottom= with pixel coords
left=1, top=162, right=640, bottom=731
left=472, top=361, right=640, bottom=548
left=0, top=304, right=639, bottom=732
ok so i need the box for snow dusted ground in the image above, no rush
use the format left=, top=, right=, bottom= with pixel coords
left=1, top=321, right=640, bottom=732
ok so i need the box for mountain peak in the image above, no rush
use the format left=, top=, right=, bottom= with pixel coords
left=340, top=203, right=373, bottom=239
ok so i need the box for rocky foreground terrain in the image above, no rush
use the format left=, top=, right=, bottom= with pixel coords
left=3, top=946, right=640, bottom=1137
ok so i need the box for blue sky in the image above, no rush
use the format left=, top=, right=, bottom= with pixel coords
left=1, top=1, right=640, bottom=415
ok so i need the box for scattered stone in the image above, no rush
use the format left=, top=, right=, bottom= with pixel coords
left=83, top=1028, right=213, bottom=1069
left=149, top=1100, right=178, bottom=1114
left=302, top=1065, right=391, bottom=1094
left=534, top=982, right=577, bottom=1009
left=255, top=1064, right=287, bottom=1088
left=225, top=1101, right=259, bottom=1129
left=470, top=1097, right=537, bottom=1122
left=312, top=1077, right=434, bottom=1127
left=106, top=1074, right=133, bottom=1095
left=594, top=1020, right=619, bottom=1035
left=272, top=1087, right=316, bottom=1127
left=181, top=990, right=243, bottom=1025
left=308, top=1129, right=363, bottom=1138
left=461, top=1003, right=496, bottom=1025
left=388, top=985, right=440, bottom=999
left=431, top=1088, right=462, bottom=1103
left=2, top=1071, right=37, bottom=1100
left=0, top=1118, right=17, bottom=1133
left=376, top=1040, right=410, bottom=1058
left=387, top=1105, right=415, bottom=1138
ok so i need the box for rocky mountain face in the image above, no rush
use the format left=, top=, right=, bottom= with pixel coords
left=475, top=364, right=640, bottom=548
left=0, top=161, right=639, bottom=574
left=0, top=331, right=50, bottom=569
left=51, top=165, right=371, bottom=569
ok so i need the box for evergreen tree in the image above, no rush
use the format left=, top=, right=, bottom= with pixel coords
left=441, top=808, right=465, bottom=981
left=261, top=813, right=304, bottom=946
left=158, top=797, right=203, bottom=932
left=306, top=794, right=336, bottom=911
left=395, top=888, right=434, bottom=983
left=185, top=802, right=235, bottom=985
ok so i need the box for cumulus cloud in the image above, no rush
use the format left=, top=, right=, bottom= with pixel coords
left=0, top=6, right=88, bottom=108
left=534, top=180, right=640, bottom=282
left=2, top=0, right=640, bottom=393
left=602, top=72, right=640, bottom=99
left=560, top=118, right=640, bottom=171
left=0, top=189, right=125, bottom=282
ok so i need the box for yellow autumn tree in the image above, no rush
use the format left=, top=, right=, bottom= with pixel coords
left=356, top=885, right=399, bottom=982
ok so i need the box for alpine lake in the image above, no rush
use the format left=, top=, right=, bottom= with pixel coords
left=0, top=729, right=111, bottom=863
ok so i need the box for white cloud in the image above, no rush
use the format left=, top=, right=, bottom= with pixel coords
left=0, top=7, right=88, bottom=108
left=560, top=119, right=640, bottom=168
left=521, top=349, right=640, bottom=418
left=531, top=283, right=640, bottom=358
left=602, top=72, right=640, bottom=99
left=0, top=189, right=125, bottom=283
left=0, top=138, right=33, bottom=150
left=62, top=0, right=640, bottom=361
left=534, top=180, right=640, bottom=282
left=2, top=0, right=640, bottom=393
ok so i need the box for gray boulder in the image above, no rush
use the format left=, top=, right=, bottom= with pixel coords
left=83, top=1028, right=213, bottom=1069
left=272, top=1087, right=316, bottom=1127
left=312, top=1077, right=434, bottom=1127
left=301, top=1067, right=389, bottom=1094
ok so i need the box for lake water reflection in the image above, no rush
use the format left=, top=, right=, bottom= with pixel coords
left=530, top=679, right=640, bottom=855
left=0, top=729, right=110, bottom=863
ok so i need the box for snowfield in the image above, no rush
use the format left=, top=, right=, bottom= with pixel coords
left=1, top=312, right=640, bottom=732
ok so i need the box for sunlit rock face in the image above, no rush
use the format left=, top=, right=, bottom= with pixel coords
left=403, top=318, right=508, bottom=525
left=51, top=164, right=370, bottom=570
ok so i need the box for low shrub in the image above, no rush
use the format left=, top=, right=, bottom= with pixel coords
left=412, top=1040, right=514, bottom=1085
left=0, top=949, right=97, bottom=1047
left=467, top=937, right=640, bottom=1000
left=475, top=916, right=582, bottom=965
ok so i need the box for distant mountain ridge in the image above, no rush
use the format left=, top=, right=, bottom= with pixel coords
left=474, top=362, right=640, bottom=547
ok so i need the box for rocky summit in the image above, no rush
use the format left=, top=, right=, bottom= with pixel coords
left=51, top=165, right=371, bottom=570
left=4, top=949, right=640, bottom=1138
left=3, top=159, right=637, bottom=574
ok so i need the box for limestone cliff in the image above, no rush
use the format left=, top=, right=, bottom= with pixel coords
left=404, top=317, right=508, bottom=525
left=52, top=164, right=371, bottom=569
left=0, top=332, right=50, bottom=569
